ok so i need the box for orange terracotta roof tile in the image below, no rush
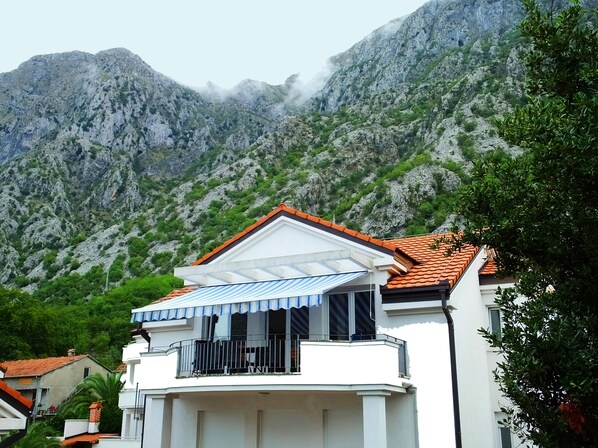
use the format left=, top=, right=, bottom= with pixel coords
left=186, top=205, right=477, bottom=291
left=2, top=355, right=88, bottom=378
left=193, top=204, right=401, bottom=266
left=479, top=259, right=497, bottom=276
left=150, top=286, right=198, bottom=305
left=0, top=379, right=33, bottom=409
left=384, top=233, right=479, bottom=289
left=62, top=433, right=119, bottom=446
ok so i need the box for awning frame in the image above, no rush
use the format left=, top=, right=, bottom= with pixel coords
left=131, top=271, right=367, bottom=323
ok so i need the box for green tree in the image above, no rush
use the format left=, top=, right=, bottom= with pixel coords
left=0, top=288, right=61, bottom=361
left=11, top=422, right=62, bottom=448
left=455, top=1, right=598, bottom=446
left=56, top=372, right=124, bottom=433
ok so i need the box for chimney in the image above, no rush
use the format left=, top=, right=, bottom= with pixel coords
left=88, top=402, right=102, bottom=434
left=67, top=348, right=76, bottom=357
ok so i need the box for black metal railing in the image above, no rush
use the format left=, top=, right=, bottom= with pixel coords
left=172, top=333, right=408, bottom=378
left=174, top=334, right=301, bottom=377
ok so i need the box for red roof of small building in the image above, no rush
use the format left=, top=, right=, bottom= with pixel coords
left=384, top=233, right=479, bottom=289
left=61, top=433, right=119, bottom=446
left=2, top=355, right=88, bottom=378
left=0, top=379, right=33, bottom=409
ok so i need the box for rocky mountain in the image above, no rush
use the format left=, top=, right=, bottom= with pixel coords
left=312, top=0, right=524, bottom=111
left=0, top=0, right=547, bottom=291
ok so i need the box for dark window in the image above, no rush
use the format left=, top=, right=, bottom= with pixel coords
left=268, top=309, right=287, bottom=339
left=499, top=426, right=512, bottom=448
left=354, top=291, right=375, bottom=337
left=328, top=291, right=375, bottom=340
left=83, top=367, right=90, bottom=379
left=489, top=308, right=502, bottom=339
left=291, top=306, right=309, bottom=339
left=231, top=313, right=247, bottom=340
left=329, top=293, right=349, bottom=340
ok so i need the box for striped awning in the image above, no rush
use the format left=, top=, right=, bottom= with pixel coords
left=131, top=271, right=366, bottom=322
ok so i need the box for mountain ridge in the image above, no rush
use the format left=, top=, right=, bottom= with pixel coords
left=0, top=0, right=536, bottom=289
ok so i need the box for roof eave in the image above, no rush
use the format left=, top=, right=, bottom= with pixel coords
left=380, top=281, right=451, bottom=303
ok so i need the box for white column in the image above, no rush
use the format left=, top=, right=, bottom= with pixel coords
left=358, top=391, right=390, bottom=448
left=170, top=397, right=197, bottom=448
left=121, top=411, right=130, bottom=439
left=144, top=394, right=173, bottom=448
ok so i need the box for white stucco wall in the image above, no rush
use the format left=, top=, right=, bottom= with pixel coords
left=160, top=391, right=415, bottom=448
left=449, top=250, right=496, bottom=448
left=380, top=311, right=454, bottom=448
left=145, top=317, right=204, bottom=350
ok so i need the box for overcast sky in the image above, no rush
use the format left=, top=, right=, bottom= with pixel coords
left=2, top=0, right=429, bottom=89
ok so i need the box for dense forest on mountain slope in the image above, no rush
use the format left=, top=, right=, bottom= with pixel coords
left=0, top=277, right=181, bottom=367
left=0, top=0, right=587, bottom=365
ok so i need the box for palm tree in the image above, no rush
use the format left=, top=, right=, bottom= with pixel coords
left=57, top=372, right=124, bottom=433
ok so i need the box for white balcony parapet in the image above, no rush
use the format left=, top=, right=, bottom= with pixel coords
left=96, top=436, right=141, bottom=448
left=132, top=335, right=408, bottom=394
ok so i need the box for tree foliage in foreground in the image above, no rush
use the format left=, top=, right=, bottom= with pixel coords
left=54, top=372, right=124, bottom=433
left=456, top=0, right=598, bottom=446
left=11, top=422, right=62, bottom=448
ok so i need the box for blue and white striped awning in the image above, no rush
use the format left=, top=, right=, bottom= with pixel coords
left=131, top=271, right=366, bottom=322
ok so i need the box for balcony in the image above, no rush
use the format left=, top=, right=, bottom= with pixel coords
left=96, top=436, right=141, bottom=447
left=169, top=334, right=408, bottom=383
left=174, top=335, right=299, bottom=377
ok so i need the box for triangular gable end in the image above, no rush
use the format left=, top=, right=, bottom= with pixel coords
left=193, top=204, right=402, bottom=265
left=209, top=215, right=392, bottom=264
left=176, top=205, right=412, bottom=286
left=0, top=380, right=32, bottom=423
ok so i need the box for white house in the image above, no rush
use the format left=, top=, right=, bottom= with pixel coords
left=102, top=204, right=524, bottom=448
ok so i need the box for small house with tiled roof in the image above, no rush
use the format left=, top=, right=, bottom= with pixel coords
left=116, top=204, right=515, bottom=448
left=2, top=354, right=111, bottom=418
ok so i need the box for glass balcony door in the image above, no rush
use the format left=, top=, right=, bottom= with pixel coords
left=328, top=291, right=375, bottom=340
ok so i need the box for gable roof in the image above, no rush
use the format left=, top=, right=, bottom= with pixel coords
left=193, top=203, right=409, bottom=266
left=181, top=206, right=478, bottom=295
left=0, top=379, right=33, bottom=411
left=383, top=233, right=479, bottom=290
left=3, top=355, right=89, bottom=378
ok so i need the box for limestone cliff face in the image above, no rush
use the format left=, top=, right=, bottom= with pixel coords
left=0, top=47, right=299, bottom=283
left=311, top=0, right=525, bottom=112
left=0, top=48, right=283, bottom=169
left=0, top=0, right=544, bottom=287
